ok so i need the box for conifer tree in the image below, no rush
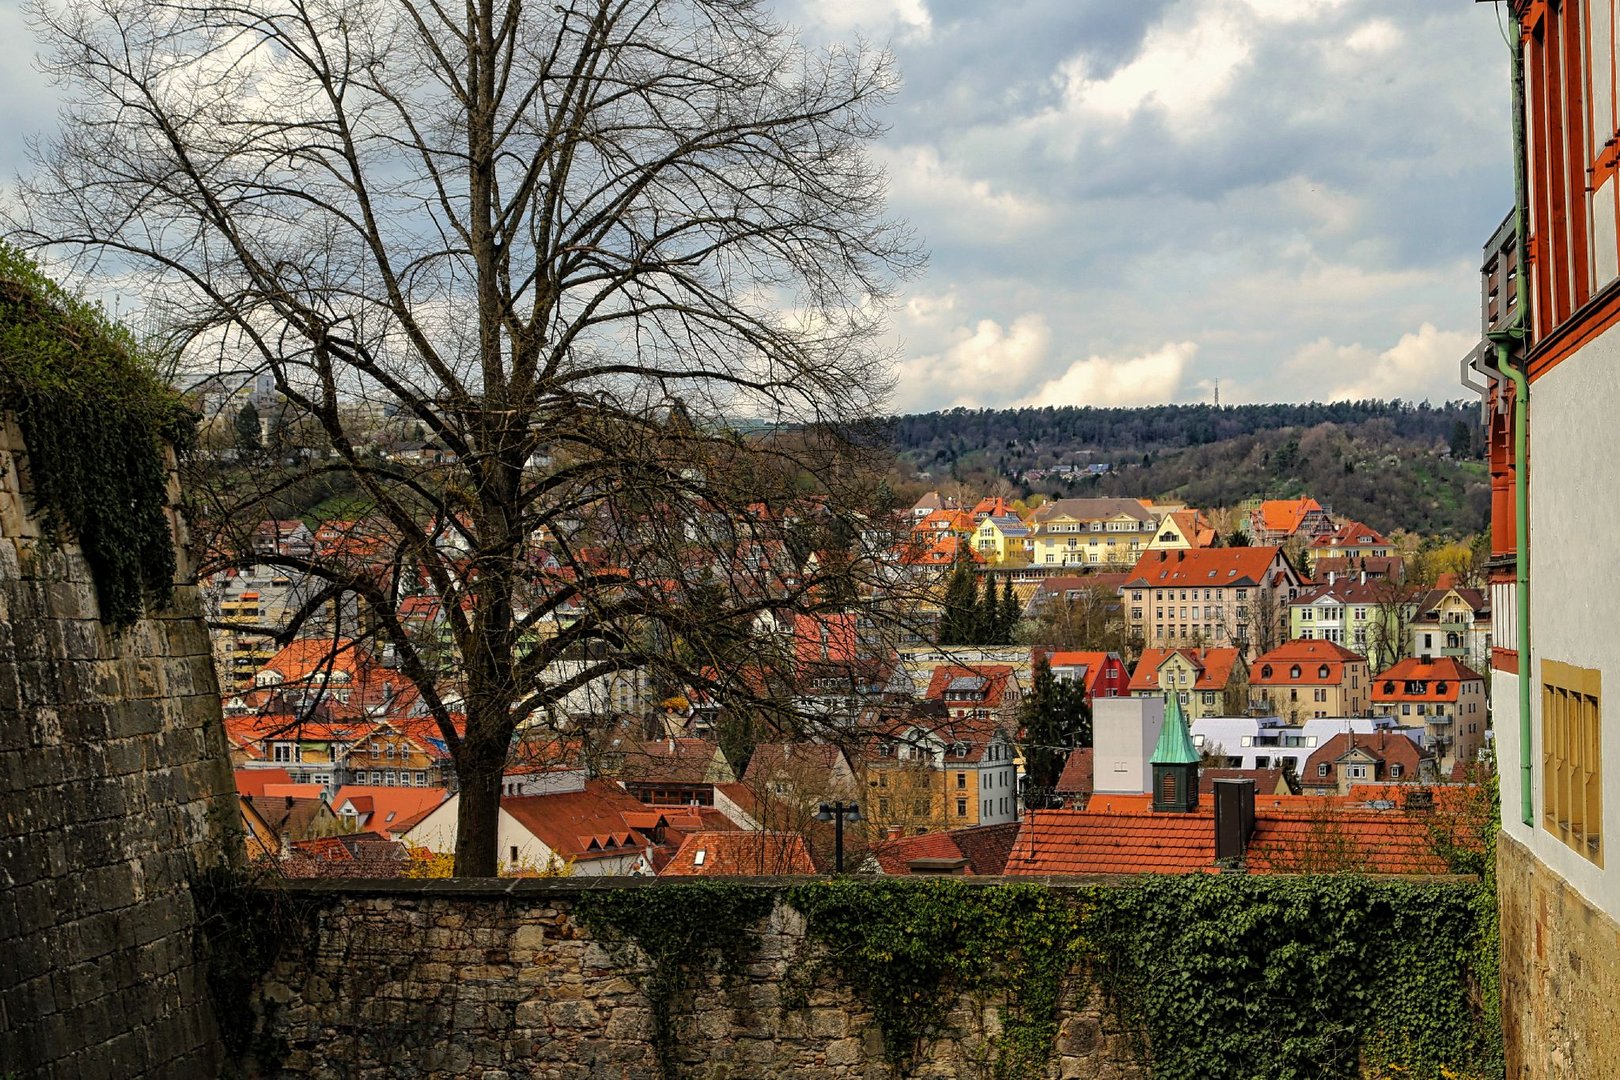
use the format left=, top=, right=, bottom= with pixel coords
left=999, top=578, right=1021, bottom=644
left=1019, top=654, right=1092, bottom=808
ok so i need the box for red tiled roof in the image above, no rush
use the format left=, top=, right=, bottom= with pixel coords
left=1247, top=810, right=1450, bottom=874
left=793, top=613, right=859, bottom=666
left=1128, top=647, right=1242, bottom=693
left=500, top=781, right=660, bottom=862
left=1302, top=731, right=1433, bottom=783
left=1250, top=639, right=1366, bottom=685
left=1255, top=498, right=1324, bottom=536
left=1006, top=810, right=1217, bottom=875
left=1199, top=768, right=1288, bottom=795
left=869, top=822, right=1021, bottom=875
left=1371, top=656, right=1485, bottom=702
left=234, top=768, right=294, bottom=796
left=1055, top=748, right=1094, bottom=796
left=1308, top=520, right=1389, bottom=549
left=1125, top=546, right=1287, bottom=589
left=661, top=831, right=816, bottom=876
left=330, top=786, right=449, bottom=835
left=924, top=664, right=1015, bottom=706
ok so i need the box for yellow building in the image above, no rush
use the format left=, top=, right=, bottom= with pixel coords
left=1029, top=498, right=1157, bottom=568
left=972, top=514, right=1033, bottom=564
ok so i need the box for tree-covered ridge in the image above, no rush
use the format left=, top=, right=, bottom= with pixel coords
left=890, top=400, right=1476, bottom=458
left=889, top=400, right=1487, bottom=538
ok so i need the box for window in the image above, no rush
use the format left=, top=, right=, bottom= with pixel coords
left=957, top=798, right=968, bottom=817
left=1347, top=765, right=1368, bottom=779
left=1390, top=764, right=1403, bottom=779
left=1543, top=660, right=1603, bottom=864
left=1318, top=665, right=1330, bottom=679
left=957, top=772, right=967, bottom=789
left=1317, top=763, right=1331, bottom=778
left=510, top=846, right=519, bottom=865
left=273, top=743, right=294, bottom=763
left=1261, top=665, right=1273, bottom=679
left=1290, top=665, right=1301, bottom=679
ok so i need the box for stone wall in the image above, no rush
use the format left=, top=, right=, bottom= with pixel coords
left=245, top=878, right=1146, bottom=1080
left=1499, top=831, right=1620, bottom=1080
left=0, top=416, right=240, bottom=1078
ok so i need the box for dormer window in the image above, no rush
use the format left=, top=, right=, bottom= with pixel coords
left=1290, top=665, right=1301, bottom=679
left=954, top=743, right=969, bottom=758
left=1318, top=665, right=1330, bottom=679
left=1261, top=665, right=1273, bottom=679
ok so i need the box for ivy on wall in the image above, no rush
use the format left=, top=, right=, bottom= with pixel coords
left=0, top=244, right=193, bottom=627
left=572, top=882, right=777, bottom=1079
left=787, top=878, right=1085, bottom=1078
left=1089, top=875, right=1499, bottom=1080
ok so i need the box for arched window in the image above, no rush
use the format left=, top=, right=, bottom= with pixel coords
left=1290, top=665, right=1301, bottom=679
left=1319, top=665, right=1330, bottom=679
left=1261, top=665, right=1273, bottom=679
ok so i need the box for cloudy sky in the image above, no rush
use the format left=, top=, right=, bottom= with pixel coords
left=0, top=0, right=1516, bottom=412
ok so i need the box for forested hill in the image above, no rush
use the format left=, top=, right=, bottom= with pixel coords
left=890, top=401, right=1471, bottom=457
left=888, top=400, right=1489, bottom=538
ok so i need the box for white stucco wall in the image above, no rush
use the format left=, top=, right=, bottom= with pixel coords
left=1092, top=697, right=1164, bottom=795
left=1499, top=322, right=1620, bottom=921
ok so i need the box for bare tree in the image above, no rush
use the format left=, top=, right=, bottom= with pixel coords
left=12, top=0, right=919, bottom=873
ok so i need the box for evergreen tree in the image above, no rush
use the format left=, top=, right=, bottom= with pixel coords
left=233, top=401, right=261, bottom=460
left=999, top=577, right=1021, bottom=645
left=937, top=551, right=977, bottom=646
left=969, top=573, right=994, bottom=644
left=1019, top=654, right=1092, bottom=808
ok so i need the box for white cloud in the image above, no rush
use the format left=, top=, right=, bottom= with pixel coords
left=1345, top=18, right=1400, bottom=54
left=792, top=0, right=931, bottom=39
left=1052, top=2, right=1251, bottom=137
left=1020, top=341, right=1198, bottom=408
left=892, top=314, right=1052, bottom=411
left=1304, top=324, right=1479, bottom=402
left=880, top=145, right=1048, bottom=230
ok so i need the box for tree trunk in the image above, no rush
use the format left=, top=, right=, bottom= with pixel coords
left=453, top=744, right=506, bottom=876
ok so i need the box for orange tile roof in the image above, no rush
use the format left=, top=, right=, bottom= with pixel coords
left=1250, top=639, right=1366, bottom=685
left=234, top=768, right=294, bottom=796
left=1055, top=748, right=1094, bottom=796
left=1166, top=509, right=1217, bottom=548
left=1371, top=657, right=1486, bottom=702
left=330, top=786, right=450, bottom=835
left=924, top=664, right=1015, bottom=705
left=1309, top=520, right=1390, bottom=550
left=1125, top=546, right=1287, bottom=589
left=1128, top=647, right=1242, bottom=693
left=661, top=831, right=816, bottom=876
left=1006, top=809, right=1218, bottom=875
left=500, top=781, right=660, bottom=863
left=1247, top=811, right=1450, bottom=874
left=1255, top=498, right=1324, bottom=536
left=866, top=823, right=1021, bottom=876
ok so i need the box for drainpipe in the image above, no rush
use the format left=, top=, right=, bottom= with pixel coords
left=1482, top=8, right=1534, bottom=827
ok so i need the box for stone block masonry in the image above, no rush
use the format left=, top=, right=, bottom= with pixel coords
left=1499, top=831, right=1620, bottom=1080
left=0, top=417, right=240, bottom=1078
left=245, top=878, right=1146, bottom=1080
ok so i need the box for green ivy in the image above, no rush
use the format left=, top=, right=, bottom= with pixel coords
left=786, top=878, right=1086, bottom=1078
left=1088, top=875, right=1501, bottom=1080
left=572, top=882, right=776, bottom=1079
left=0, top=244, right=194, bottom=628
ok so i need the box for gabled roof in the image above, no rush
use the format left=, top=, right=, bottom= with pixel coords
left=1254, top=498, right=1325, bottom=536
left=1413, top=588, right=1489, bottom=619
left=1198, top=768, right=1291, bottom=795
left=611, top=739, right=735, bottom=785
left=1250, top=639, right=1366, bottom=684
left=1301, top=730, right=1433, bottom=781
left=234, top=767, right=294, bottom=796
left=661, top=830, right=816, bottom=876
left=741, top=742, right=852, bottom=787
left=1031, top=498, right=1154, bottom=525
left=868, top=822, right=1021, bottom=875
left=1124, top=546, right=1291, bottom=589
left=1128, top=647, right=1242, bottom=693
left=501, top=781, right=661, bottom=862
left=331, top=785, right=449, bottom=835
left=1164, top=509, right=1218, bottom=548
left=1055, top=748, right=1094, bottom=796
left=1371, top=656, right=1486, bottom=700
left=1308, top=520, right=1390, bottom=549
left=924, top=664, right=1015, bottom=706
left=1291, top=578, right=1389, bottom=605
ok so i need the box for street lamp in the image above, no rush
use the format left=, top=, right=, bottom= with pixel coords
left=816, top=800, right=861, bottom=874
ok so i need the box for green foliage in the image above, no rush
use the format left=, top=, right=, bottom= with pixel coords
left=0, top=244, right=194, bottom=627
left=786, top=878, right=1087, bottom=1078
left=573, top=882, right=777, bottom=1079
left=1088, top=875, right=1501, bottom=1080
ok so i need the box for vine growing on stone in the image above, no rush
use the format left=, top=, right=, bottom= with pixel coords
left=0, top=244, right=194, bottom=628
left=572, top=881, right=776, bottom=1079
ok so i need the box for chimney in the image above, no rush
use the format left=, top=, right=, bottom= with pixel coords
left=1328, top=571, right=1336, bottom=585
left=1213, top=779, right=1256, bottom=867
left=886, top=825, right=903, bottom=840
left=1359, top=570, right=1367, bottom=585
